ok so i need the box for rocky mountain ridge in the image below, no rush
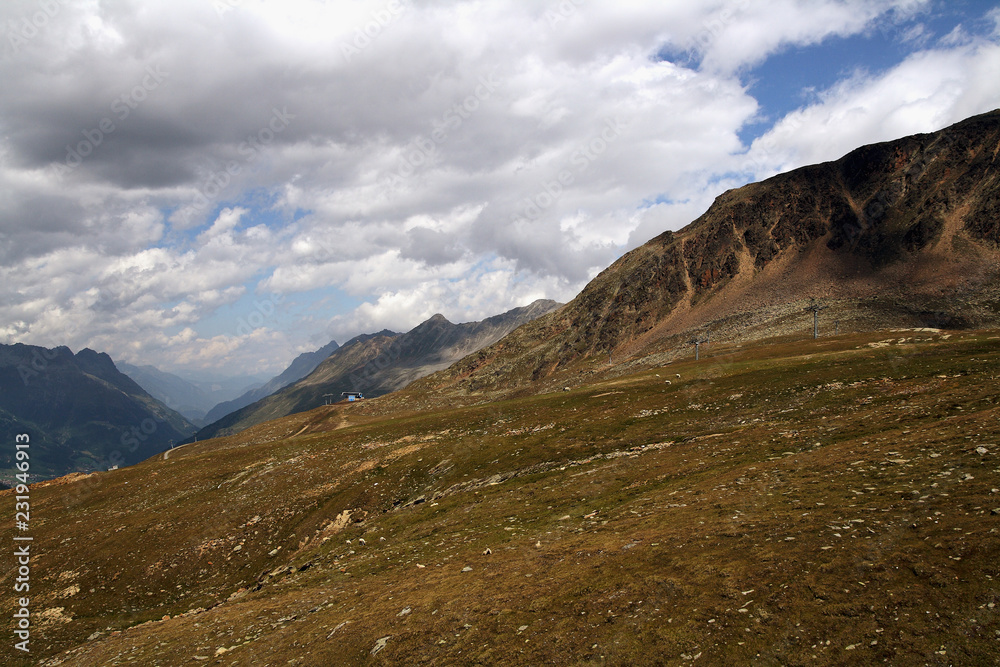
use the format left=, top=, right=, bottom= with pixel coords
left=407, top=109, right=1000, bottom=401
left=201, top=338, right=342, bottom=424
left=193, top=299, right=561, bottom=439
left=0, top=344, right=196, bottom=482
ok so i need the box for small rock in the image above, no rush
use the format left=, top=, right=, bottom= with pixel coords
left=462, top=566, right=473, bottom=572
left=358, top=538, right=366, bottom=546
left=371, top=636, right=391, bottom=655
left=398, top=607, right=411, bottom=617
left=483, top=548, right=492, bottom=555
left=563, top=387, right=571, bottom=392
left=991, top=508, right=1000, bottom=516
left=675, top=373, right=681, bottom=378
left=977, top=446, right=989, bottom=455
left=416, top=564, right=426, bottom=568
left=327, top=620, right=352, bottom=638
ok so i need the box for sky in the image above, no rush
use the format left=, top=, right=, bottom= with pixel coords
left=2, top=0, right=999, bottom=377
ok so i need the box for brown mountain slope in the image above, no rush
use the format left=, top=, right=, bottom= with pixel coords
left=195, top=299, right=561, bottom=439
left=410, top=109, right=1000, bottom=399
left=192, top=331, right=401, bottom=439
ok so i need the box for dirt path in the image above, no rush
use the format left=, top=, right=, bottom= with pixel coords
left=162, top=440, right=197, bottom=460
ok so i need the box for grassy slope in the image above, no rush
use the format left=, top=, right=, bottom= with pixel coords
left=4, top=329, right=1000, bottom=666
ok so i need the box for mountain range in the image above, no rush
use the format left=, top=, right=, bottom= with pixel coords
left=200, top=339, right=341, bottom=424
left=193, top=299, right=562, bottom=440
left=3, top=109, right=1000, bottom=666
left=116, top=362, right=272, bottom=425
left=0, top=301, right=557, bottom=482
left=0, top=344, right=196, bottom=483
left=397, top=108, right=1000, bottom=404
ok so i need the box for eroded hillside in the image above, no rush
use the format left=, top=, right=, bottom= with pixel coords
left=411, top=110, right=1000, bottom=401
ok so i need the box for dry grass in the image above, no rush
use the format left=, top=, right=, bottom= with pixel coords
left=3, top=329, right=1000, bottom=666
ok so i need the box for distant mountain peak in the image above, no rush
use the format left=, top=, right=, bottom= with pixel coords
left=200, top=337, right=344, bottom=425
left=0, top=342, right=196, bottom=482
left=193, top=300, right=562, bottom=440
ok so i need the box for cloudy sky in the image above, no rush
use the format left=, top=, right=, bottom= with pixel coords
left=2, top=0, right=999, bottom=376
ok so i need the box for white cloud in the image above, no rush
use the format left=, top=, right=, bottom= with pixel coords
left=313, top=255, right=578, bottom=346
left=742, top=39, right=1000, bottom=179
left=0, top=0, right=997, bottom=374
left=198, top=207, right=246, bottom=242
left=687, top=0, right=932, bottom=72
left=900, top=22, right=931, bottom=47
